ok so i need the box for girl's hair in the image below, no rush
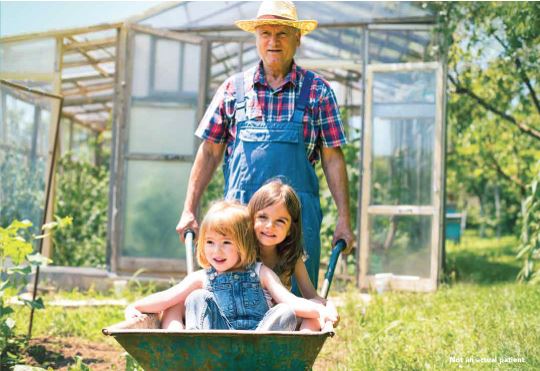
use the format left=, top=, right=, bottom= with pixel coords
left=197, top=200, right=257, bottom=269
left=248, top=179, right=303, bottom=287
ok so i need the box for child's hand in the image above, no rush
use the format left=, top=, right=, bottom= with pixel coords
left=326, top=300, right=340, bottom=327
left=317, top=304, right=338, bottom=329
left=125, top=304, right=143, bottom=320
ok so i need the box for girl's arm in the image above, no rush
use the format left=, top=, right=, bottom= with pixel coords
left=126, top=270, right=205, bottom=314
left=294, top=259, right=339, bottom=324
left=260, top=265, right=337, bottom=323
left=293, top=259, right=324, bottom=302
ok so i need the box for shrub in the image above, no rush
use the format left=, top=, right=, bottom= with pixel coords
left=52, top=155, right=108, bottom=267
left=0, top=217, right=70, bottom=368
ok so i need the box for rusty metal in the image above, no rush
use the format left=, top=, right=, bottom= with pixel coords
left=103, top=315, right=334, bottom=370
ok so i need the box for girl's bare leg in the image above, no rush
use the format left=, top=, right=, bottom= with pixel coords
left=161, top=302, right=185, bottom=330
left=299, top=318, right=321, bottom=332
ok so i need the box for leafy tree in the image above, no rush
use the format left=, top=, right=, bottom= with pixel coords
left=434, top=2, right=540, bottom=236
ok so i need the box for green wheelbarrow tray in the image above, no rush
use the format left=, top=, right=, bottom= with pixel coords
left=103, top=315, right=334, bottom=370
left=103, top=240, right=346, bottom=370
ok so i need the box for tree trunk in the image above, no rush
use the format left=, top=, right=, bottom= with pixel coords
left=494, top=183, right=501, bottom=239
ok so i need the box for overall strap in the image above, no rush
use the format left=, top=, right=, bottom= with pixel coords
left=234, top=72, right=246, bottom=122
left=291, top=71, right=315, bottom=123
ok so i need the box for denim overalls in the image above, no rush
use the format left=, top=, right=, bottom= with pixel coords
left=223, top=71, right=323, bottom=289
left=184, top=264, right=296, bottom=331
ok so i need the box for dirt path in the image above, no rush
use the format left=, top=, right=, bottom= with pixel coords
left=23, top=336, right=126, bottom=370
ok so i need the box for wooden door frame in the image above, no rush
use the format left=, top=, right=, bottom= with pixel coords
left=358, top=62, right=444, bottom=292
left=110, top=25, right=208, bottom=275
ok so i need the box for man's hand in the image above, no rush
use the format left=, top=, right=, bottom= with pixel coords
left=176, top=210, right=199, bottom=242
left=333, top=216, right=355, bottom=254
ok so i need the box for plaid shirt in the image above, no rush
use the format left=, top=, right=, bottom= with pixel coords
left=195, top=60, right=347, bottom=164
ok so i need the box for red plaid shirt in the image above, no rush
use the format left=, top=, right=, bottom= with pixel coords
left=195, top=60, right=347, bottom=164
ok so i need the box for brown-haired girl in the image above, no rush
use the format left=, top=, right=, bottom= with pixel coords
left=248, top=180, right=339, bottom=331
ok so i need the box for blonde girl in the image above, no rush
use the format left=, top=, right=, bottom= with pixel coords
left=248, top=180, right=339, bottom=331
left=125, top=200, right=335, bottom=331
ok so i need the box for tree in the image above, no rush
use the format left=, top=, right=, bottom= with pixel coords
left=434, top=2, right=540, bottom=235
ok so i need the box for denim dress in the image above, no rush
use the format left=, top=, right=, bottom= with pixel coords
left=185, top=264, right=297, bottom=331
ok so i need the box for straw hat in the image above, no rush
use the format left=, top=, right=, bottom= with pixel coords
left=235, top=1, right=318, bottom=36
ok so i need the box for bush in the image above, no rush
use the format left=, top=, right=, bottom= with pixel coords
left=52, top=155, right=109, bottom=267
left=0, top=218, right=70, bottom=368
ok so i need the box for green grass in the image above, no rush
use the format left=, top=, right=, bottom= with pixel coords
left=316, top=232, right=540, bottom=370
left=11, top=232, right=540, bottom=369
left=14, top=301, right=124, bottom=344
left=445, top=232, right=522, bottom=284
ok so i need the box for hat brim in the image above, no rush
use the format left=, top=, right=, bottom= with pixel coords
left=235, top=19, right=318, bottom=36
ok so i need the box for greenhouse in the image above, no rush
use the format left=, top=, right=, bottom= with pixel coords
left=1, top=1, right=446, bottom=292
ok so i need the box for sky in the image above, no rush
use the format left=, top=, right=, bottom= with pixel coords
left=0, top=1, right=163, bottom=37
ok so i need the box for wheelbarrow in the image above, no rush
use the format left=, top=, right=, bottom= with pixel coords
left=103, top=232, right=346, bottom=370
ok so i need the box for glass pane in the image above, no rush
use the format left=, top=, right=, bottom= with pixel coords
left=183, top=43, right=201, bottom=93
left=374, top=71, right=436, bottom=104
left=38, top=109, right=51, bottom=157
left=154, top=39, right=180, bottom=92
left=0, top=38, right=56, bottom=74
left=209, top=42, right=249, bottom=93
left=60, top=119, right=71, bottom=155
left=368, top=215, right=432, bottom=278
left=369, top=31, right=438, bottom=64
left=132, top=33, right=151, bottom=98
left=129, top=104, right=196, bottom=155
left=297, top=27, right=363, bottom=111
left=122, top=160, right=191, bottom=259
left=71, top=124, right=94, bottom=163
left=0, top=82, right=59, bottom=238
left=299, top=27, right=363, bottom=63
left=372, top=118, right=434, bottom=205
left=371, top=70, right=436, bottom=206
left=5, top=95, right=35, bottom=149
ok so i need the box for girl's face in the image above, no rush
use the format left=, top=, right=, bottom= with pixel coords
left=254, top=201, right=292, bottom=250
left=204, top=230, right=241, bottom=273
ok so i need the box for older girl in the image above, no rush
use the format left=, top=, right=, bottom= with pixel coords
left=248, top=180, right=339, bottom=331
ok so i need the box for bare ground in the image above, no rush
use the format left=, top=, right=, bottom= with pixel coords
left=22, top=336, right=126, bottom=370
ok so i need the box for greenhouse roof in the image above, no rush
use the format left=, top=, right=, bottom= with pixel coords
left=1, top=23, right=122, bottom=131
left=0, top=1, right=438, bottom=132
left=136, top=1, right=436, bottom=30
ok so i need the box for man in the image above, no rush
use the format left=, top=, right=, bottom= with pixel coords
left=177, top=0, right=354, bottom=289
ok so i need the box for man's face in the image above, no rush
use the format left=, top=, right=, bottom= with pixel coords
left=255, top=24, right=300, bottom=72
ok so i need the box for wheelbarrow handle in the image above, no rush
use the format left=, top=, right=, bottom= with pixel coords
left=184, top=229, right=195, bottom=274
left=319, top=239, right=346, bottom=299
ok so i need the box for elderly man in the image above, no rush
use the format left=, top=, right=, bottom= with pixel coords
left=177, top=0, right=354, bottom=290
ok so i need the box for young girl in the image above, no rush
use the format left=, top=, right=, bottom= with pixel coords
left=125, top=200, right=336, bottom=331
left=248, top=180, right=339, bottom=331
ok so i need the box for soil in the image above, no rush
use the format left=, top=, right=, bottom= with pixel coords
left=20, top=334, right=339, bottom=370
left=22, top=336, right=126, bottom=370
